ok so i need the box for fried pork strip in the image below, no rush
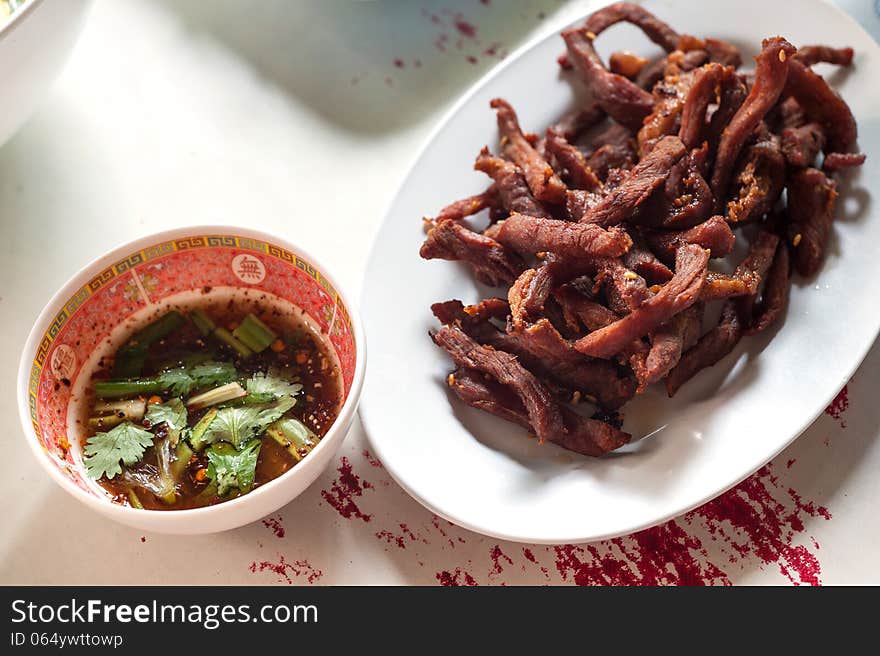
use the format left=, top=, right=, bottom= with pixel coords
left=746, top=240, right=791, bottom=334
left=822, top=152, right=866, bottom=172
left=646, top=215, right=736, bottom=262
left=700, top=230, right=780, bottom=301
left=545, top=128, right=602, bottom=190
left=789, top=167, right=838, bottom=277
left=726, top=139, right=786, bottom=223
left=666, top=300, right=743, bottom=396
left=491, top=98, right=567, bottom=204
left=781, top=123, right=826, bottom=168
left=794, top=45, right=854, bottom=67
left=574, top=244, right=709, bottom=359
left=447, top=369, right=631, bottom=456
left=420, top=220, right=524, bottom=287
left=474, top=147, right=552, bottom=219
left=431, top=325, right=565, bottom=441
left=711, top=37, right=796, bottom=212
left=433, top=301, right=636, bottom=410
left=496, top=215, right=633, bottom=259
left=644, top=303, right=703, bottom=385
left=784, top=59, right=857, bottom=154
left=433, top=185, right=500, bottom=223
left=581, top=135, right=688, bottom=226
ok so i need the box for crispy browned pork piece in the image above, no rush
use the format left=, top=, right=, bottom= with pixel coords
left=433, top=301, right=636, bottom=410
left=474, top=147, right=552, bottom=219
left=561, top=3, right=684, bottom=129
left=447, top=369, right=631, bottom=456
left=794, top=45, right=854, bottom=67
left=550, top=104, right=606, bottom=141
left=704, top=37, right=743, bottom=68
left=823, top=151, right=866, bottom=172
left=640, top=143, right=714, bottom=229
left=575, top=245, right=709, bottom=359
left=726, top=139, right=786, bottom=223
left=711, top=37, right=796, bottom=212
left=666, top=300, right=744, bottom=396
left=420, top=220, right=524, bottom=287
left=788, top=167, right=838, bottom=277
left=431, top=325, right=565, bottom=441
left=544, top=128, right=602, bottom=190
left=781, top=122, right=826, bottom=168
left=784, top=60, right=857, bottom=154
left=679, top=63, right=737, bottom=150
left=594, top=257, right=651, bottom=316
left=623, top=235, right=674, bottom=284
left=700, top=230, right=780, bottom=301
left=646, top=215, right=736, bottom=263
left=490, top=98, right=567, bottom=204
left=638, top=59, right=698, bottom=156
left=433, top=185, right=500, bottom=223
left=644, top=302, right=704, bottom=385
left=580, top=135, right=687, bottom=225
left=496, top=215, right=633, bottom=259
left=746, top=240, right=791, bottom=335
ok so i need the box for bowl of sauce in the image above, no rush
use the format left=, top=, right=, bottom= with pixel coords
left=17, top=226, right=365, bottom=533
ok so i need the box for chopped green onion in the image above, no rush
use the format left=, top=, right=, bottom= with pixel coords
left=171, top=441, right=193, bottom=480
left=190, top=309, right=216, bottom=336
left=186, top=382, right=247, bottom=410
left=266, top=418, right=320, bottom=462
left=189, top=408, right=218, bottom=451
left=213, top=328, right=253, bottom=358
left=233, top=314, right=278, bottom=353
left=127, top=489, right=144, bottom=509
left=92, top=379, right=165, bottom=399
left=94, top=398, right=147, bottom=419
left=111, top=311, right=185, bottom=378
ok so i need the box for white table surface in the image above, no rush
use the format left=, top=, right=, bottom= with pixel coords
left=1, top=0, right=878, bottom=585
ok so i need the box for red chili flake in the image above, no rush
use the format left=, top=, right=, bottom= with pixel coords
left=454, top=18, right=477, bottom=38
left=320, top=456, right=373, bottom=522
left=466, top=55, right=478, bottom=65
left=262, top=516, right=285, bottom=538
left=249, top=554, right=322, bottom=585
left=522, top=548, right=537, bottom=563
left=393, top=58, right=405, bottom=68
left=825, top=385, right=849, bottom=427
left=483, top=42, right=502, bottom=57
left=489, top=545, right=513, bottom=576
left=436, top=568, right=478, bottom=586
left=140, top=536, right=146, bottom=543
left=786, top=459, right=796, bottom=469
left=362, top=449, right=383, bottom=468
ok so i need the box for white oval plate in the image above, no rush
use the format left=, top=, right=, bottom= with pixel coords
left=360, top=0, right=880, bottom=544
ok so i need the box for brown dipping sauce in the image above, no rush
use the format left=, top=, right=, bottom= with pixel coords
left=80, top=294, right=343, bottom=510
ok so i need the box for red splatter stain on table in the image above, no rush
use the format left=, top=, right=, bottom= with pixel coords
left=825, top=385, right=849, bottom=427
left=549, top=464, right=830, bottom=586
left=437, top=568, right=478, bottom=586
left=249, top=554, right=323, bottom=585
left=262, top=516, right=285, bottom=538
left=321, top=456, right=373, bottom=522
left=489, top=545, right=513, bottom=576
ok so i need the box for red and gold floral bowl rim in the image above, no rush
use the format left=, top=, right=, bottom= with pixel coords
left=17, top=225, right=365, bottom=515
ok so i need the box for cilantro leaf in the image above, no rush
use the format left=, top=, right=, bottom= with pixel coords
left=154, top=360, right=238, bottom=397
left=145, top=398, right=188, bottom=431
left=83, top=421, right=154, bottom=480
left=190, top=361, right=238, bottom=388
left=246, top=371, right=303, bottom=400
left=198, top=396, right=296, bottom=448
left=206, top=440, right=261, bottom=496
